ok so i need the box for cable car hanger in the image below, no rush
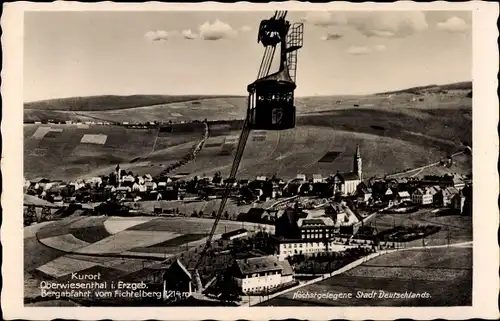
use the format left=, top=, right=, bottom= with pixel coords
left=192, top=11, right=303, bottom=290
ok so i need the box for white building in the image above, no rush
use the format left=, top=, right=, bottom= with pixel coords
left=132, top=182, right=147, bottom=192
left=276, top=239, right=358, bottom=260
left=411, top=188, right=434, bottom=205
left=397, top=191, right=411, bottom=203
left=312, top=174, right=323, bottom=183
left=296, top=174, right=306, bottom=181
left=232, top=256, right=294, bottom=295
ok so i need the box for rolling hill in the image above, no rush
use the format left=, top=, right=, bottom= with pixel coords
left=24, top=94, right=244, bottom=111
left=23, top=82, right=472, bottom=181
left=376, top=81, right=472, bottom=95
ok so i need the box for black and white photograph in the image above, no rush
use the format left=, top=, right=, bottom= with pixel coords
left=1, top=1, right=498, bottom=320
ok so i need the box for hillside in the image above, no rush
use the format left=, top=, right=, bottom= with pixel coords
left=24, top=105, right=471, bottom=181
left=23, top=81, right=472, bottom=181
left=376, top=81, right=472, bottom=96
left=24, top=94, right=244, bottom=112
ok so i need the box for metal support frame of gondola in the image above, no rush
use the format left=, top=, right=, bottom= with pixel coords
left=192, top=10, right=302, bottom=289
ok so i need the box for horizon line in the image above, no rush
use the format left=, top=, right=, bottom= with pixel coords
left=24, top=80, right=472, bottom=104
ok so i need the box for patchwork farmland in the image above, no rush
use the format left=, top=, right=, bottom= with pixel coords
left=24, top=90, right=471, bottom=182
left=24, top=214, right=265, bottom=302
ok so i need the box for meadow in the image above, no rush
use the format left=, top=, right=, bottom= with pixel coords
left=365, top=208, right=473, bottom=247
left=24, top=86, right=472, bottom=182
left=25, top=95, right=244, bottom=112
left=261, top=246, right=472, bottom=306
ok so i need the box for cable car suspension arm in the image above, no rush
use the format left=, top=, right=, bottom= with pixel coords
left=194, top=119, right=251, bottom=270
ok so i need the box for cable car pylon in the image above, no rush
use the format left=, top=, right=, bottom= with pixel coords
left=192, top=10, right=303, bottom=291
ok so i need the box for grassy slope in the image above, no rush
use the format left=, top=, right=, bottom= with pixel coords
left=24, top=95, right=244, bottom=111
left=23, top=86, right=472, bottom=181
left=261, top=246, right=472, bottom=307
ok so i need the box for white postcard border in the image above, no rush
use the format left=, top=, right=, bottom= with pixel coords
left=1, top=1, right=498, bottom=320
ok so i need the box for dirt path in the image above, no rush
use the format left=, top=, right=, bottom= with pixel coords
left=157, top=122, right=209, bottom=177
left=387, top=150, right=466, bottom=179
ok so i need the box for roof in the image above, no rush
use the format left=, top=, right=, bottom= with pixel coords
left=251, top=68, right=295, bottom=87
left=398, top=191, right=410, bottom=198
left=247, top=207, right=266, bottom=216
left=167, top=259, right=192, bottom=280
left=336, top=172, right=360, bottom=181
left=279, top=260, right=294, bottom=276
left=428, top=186, right=441, bottom=195
left=235, top=255, right=283, bottom=275
left=442, top=187, right=459, bottom=196
left=301, top=218, right=326, bottom=226
left=222, top=229, right=248, bottom=239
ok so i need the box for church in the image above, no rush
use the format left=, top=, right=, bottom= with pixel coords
left=330, top=145, right=363, bottom=195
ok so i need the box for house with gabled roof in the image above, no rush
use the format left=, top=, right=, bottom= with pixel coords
left=163, top=259, right=193, bottom=294
left=411, top=187, right=433, bottom=205
left=437, top=187, right=459, bottom=206
left=231, top=255, right=294, bottom=294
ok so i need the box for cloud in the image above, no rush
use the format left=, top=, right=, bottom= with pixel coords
left=320, top=32, right=343, bottom=41
left=144, top=30, right=170, bottom=42
left=346, top=44, right=386, bottom=55
left=199, top=19, right=237, bottom=40
left=346, top=46, right=373, bottom=55
left=182, top=29, right=198, bottom=40
left=348, top=12, right=428, bottom=38
left=302, top=11, right=428, bottom=38
left=302, top=11, right=348, bottom=27
left=436, top=17, right=469, bottom=33
left=240, top=25, right=252, bottom=32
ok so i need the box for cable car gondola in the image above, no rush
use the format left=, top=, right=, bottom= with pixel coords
left=191, top=11, right=303, bottom=291
left=247, top=11, right=303, bottom=130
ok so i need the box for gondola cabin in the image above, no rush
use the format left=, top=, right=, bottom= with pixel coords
left=247, top=68, right=296, bottom=130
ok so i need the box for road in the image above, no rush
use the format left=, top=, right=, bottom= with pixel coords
left=386, top=150, right=466, bottom=179
left=241, top=240, right=473, bottom=307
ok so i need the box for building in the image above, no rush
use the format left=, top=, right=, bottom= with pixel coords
left=296, top=174, right=306, bottom=182
left=163, top=259, right=193, bottom=294
left=330, top=172, right=360, bottom=196
left=232, top=256, right=294, bottom=294
left=451, top=192, right=466, bottom=213
left=397, top=191, right=411, bottom=203
left=438, top=187, right=459, bottom=206
left=383, top=188, right=395, bottom=203
left=312, top=174, right=323, bottom=184
left=329, top=145, right=363, bottom=195
left=411, top=187, right=434, bottom=205
left=274, top=207, right=304, bottom=239
left=298, top=217, right=338, bottom=240
left=221, top=229, right=248, bottom=241
left=356, top=182, right=372, bottom=203
left=275, top=238, right=358, bottom=260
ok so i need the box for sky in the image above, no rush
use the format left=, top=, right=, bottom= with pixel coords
left=24, top=10, right=472, bottom=102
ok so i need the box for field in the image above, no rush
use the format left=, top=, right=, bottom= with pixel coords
left=24, top=123, right=205, bottom=181
left=25, top=214, right=259, bottom=304
left=24, top=88, right=472, bottom=182
left=24, top=95, right=244, bottom=112
left=365, top=208, right=473, bottom=246
left=261, top=246, right=472, bottom=306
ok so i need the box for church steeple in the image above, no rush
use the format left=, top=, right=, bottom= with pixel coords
left=116, top=164, right=121, bottom=187
left=353, top=145, right=362, bottom=180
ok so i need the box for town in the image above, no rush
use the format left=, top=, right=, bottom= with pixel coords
left=21, top=8, right=475, bottom=310
left=24, top=142, right=472, bottom=305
